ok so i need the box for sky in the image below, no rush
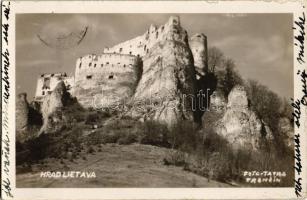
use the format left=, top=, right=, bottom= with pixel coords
left=16, top=14, right=293, bottom=100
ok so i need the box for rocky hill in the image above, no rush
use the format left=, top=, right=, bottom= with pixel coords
left=16, top=16, right=294, bottom=187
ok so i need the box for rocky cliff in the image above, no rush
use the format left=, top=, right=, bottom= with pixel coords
left=16, top=93, right=29, bottom=131
left=16, top=93, right=43, bottom=142
left=130, top=16, right=197, bottom=125
left=39, top=81, right=72, bottom=134
left=205, top=85, right=273, bottom=151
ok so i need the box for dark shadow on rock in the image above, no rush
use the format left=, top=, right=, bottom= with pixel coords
left=194, top=72, right=218, bottom=124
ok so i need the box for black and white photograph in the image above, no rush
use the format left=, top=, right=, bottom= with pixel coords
left=1, top=1, right=306, bottom=199
left=15, top=12, right=295, bottom=188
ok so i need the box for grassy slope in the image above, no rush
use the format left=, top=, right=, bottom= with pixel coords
left=16, top=143, right=230, bottom=188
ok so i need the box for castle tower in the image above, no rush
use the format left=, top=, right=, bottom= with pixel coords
left=167, top=15, right=180, bottom=26
left=189, top=33, right=208, bottom=79
left=34, top=73, right=74, bottom=101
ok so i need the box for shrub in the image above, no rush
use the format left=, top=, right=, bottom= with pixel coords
left=117, top=134, right=138, bottom=145
left=168, top=121, right=200, bottom=152
left=16, top=163, right=32, bottom=174
left=85, top=110, right=111, bottom=125
left=85, top=113, right=100, bottom=125
left=139, top=121, right=169, bottom=146
left=163, top=150, right=186, bottom=166
left=101, top=132, right=122, bottom=144
left=87, top=146, right=95, bottom=154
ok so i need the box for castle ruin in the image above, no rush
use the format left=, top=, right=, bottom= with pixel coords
left=34, top=72, right=74, bottom=102
left=34, top=16, right=209, bottom=110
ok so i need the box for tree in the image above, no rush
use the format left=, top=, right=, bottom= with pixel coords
left=245, top=79, right=282, bottom=132
left=280, top=97, right=293, bottom=121
left=208, top=47, right=224, bottom=73
left=219, top=58, right=243, bottom=97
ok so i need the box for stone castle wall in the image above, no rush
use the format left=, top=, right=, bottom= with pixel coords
left=74, top=53, right=142, bottom=108
left=34, top=73, right=74, bottom=101
left=34, top=16, right=208, bottom=114
left=103, top=16, right=186, bottom=58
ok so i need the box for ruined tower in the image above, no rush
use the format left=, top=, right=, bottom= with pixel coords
left=34, top=73, right=74, bottom=102
left=189, top=33, right=208, bottom=79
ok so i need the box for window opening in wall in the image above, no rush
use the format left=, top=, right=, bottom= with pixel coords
left=51, top=73, right=54, bottom=77
left=118, top=62, right=120, bottom=65
left=89, top=63, right=92, bottom=67
left=123, top=64, right=126, bottom=68
left=156, top=32, right=158, bottom=39
left=101, top=64, right=103, bottom=67
left=108, top=74, right=114, bottom=79
left=119, top=48, right=123, bottom=52
left=161, top=26, right=164, bottom=31
left=42, top=91, right=45, bottom=95
left=106, top=62, right=109, bottom=65
left=43, top=77, right=50, bottom=89
left=197, top=35, right=201, bottom=38
left=146, top=49, right=149, bottom=53
left=79, top=63, right=82, bottom=68
left=94, top=64, right=97, bottom=67
left=129, top=51, right=132, bottom=55
left=86, top=75, right=92, bottom=79
left=144, top=45, right=146, bottom=51
left=48, top=91, right=52, bottom=94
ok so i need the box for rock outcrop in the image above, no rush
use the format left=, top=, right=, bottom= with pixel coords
left=16, top=93, right=29, bottom=131
left=40, top=81, right=72, bottom=134
left=16, top=93, right=44, bottom=142
left=213, top=86, right=272, bottom=150
left=209, top=90, right=226, bottom=112
left=131, top=16, right=197, bottom=125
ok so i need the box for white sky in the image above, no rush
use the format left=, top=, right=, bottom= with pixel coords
left=16, top=14, right=293, bottom=100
